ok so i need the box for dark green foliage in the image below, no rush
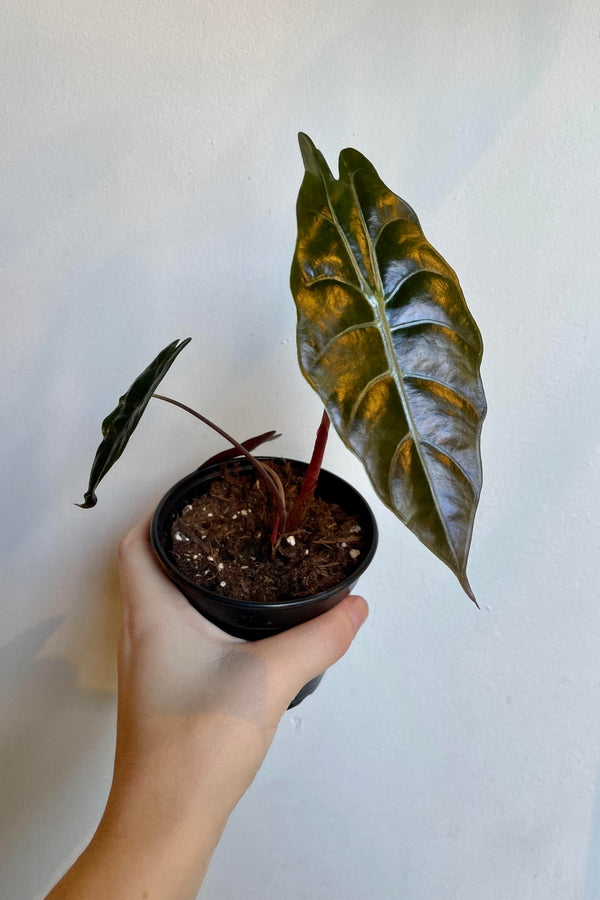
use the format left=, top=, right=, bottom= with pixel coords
left=77, top=338, right=191, bottom=508
left=291, top=134, right=486, bottom=601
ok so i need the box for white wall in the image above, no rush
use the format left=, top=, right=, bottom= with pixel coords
left=2, top=1, right=600, bottom=897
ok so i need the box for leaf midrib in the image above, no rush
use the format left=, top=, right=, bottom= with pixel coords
left=344, top=368, right=480, bottom=498
left=347, top=168, right=462, bottom=571
left=311, top=158, right=461, bottom=570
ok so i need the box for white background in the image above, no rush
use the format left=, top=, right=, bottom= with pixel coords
left=2, top=1, right=600, bottom=897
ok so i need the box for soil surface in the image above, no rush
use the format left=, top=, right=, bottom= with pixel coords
left=169, top=461, right=367, bottom=603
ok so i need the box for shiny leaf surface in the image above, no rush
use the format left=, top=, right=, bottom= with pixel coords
left=77, top=338, right=191, bottom=508
left=290, top=134, right=486, bottom=601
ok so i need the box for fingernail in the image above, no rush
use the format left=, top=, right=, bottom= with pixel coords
left=346, top=595, right=368, bottom=631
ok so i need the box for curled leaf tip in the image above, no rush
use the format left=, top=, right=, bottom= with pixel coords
left=75, top=493, right=97, bottom=509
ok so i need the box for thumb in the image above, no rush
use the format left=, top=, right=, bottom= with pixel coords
left=257, top=594, right=369, bottom=701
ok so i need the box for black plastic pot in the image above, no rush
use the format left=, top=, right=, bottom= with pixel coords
left=150, top=457, right=378, bottom=707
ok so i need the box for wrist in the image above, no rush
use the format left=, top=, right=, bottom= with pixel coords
left=111, top=709, right=268, bottom=825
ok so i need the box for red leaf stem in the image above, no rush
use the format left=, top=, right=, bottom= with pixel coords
left=286, top=409, right=330, bottom=532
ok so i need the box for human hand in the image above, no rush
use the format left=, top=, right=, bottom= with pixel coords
left=45, top=514, right=368, bottom=899
left=112, top=514, right=368, bottom=820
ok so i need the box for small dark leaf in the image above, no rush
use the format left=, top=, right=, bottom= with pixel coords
left=197, top=430, right=281, bottom=470
left=77, top=338, right=191, bottom=508
left=291, top=134, right=486, bottom=602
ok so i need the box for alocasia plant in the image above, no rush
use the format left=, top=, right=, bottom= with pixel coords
left=79, top=134, right=486, bottom=604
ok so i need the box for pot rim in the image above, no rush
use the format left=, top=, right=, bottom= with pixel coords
left=150, top=456, right=378, bottom=610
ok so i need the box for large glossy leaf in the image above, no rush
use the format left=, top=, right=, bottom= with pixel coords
left=77, top=338, right=191, bottom=508
left=290, top=134, right=486, bottom=602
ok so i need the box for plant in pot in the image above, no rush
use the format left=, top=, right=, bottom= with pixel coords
left=78, top=134, right=486, bottom=706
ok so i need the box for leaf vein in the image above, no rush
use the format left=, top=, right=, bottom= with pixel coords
left=402, top=372, right=482, bottom=419
left=384, top=265, right=455, bottom=307
left=347, top=371, right=391, bottom=432
left=420, top=438, right=478, bottom=497
left=389, top=318, right=479, bottom=353
left=310, top=321, right=379, bottom=367
left=303, top=273, right=361, bottom=291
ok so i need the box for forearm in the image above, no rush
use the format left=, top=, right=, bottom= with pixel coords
left=46, top=786, right=224, bottom=900
left=45, top=738, right=230, bottom=900
left=47, top=816, right=221, bottom=900
left=45, top=712, right=267, bottom=900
